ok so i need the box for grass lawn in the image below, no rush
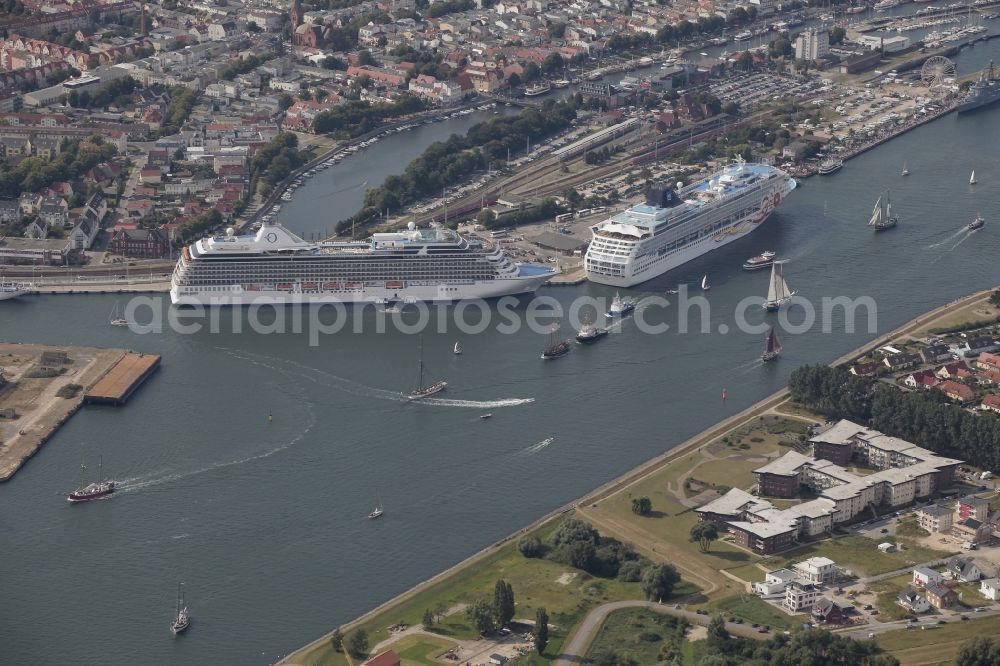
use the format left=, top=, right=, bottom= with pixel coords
left=725, top=564, right=766, bottom=584
left=292, top=521, right=658, bottom=666
left=582, top=608, right=690, bottom=666
left=701, top=594, right=804, bottom=631
left=763, top=536, right=952, bottom=577
left=875, top=615, right=1000, bottom=665
left=915, top=297, right=999, bottom=336
left=392, top=634, right=457, bottom=666
left=868, top=574, right=917, bottom=622
left=691, top=458, right=766, bottom=493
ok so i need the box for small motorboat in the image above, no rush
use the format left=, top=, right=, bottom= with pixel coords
left=480, top=413, right=493, bottom=420
left=969, top=213, right=985, bottom=231
left=743, top=250, right=776, bottom=271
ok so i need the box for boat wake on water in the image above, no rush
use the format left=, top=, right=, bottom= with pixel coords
left=119, top=384, right=317, bottom=494
left=927, top=226, right=971, bottom=249
left=418, top=397, right=535, bottom=408
left=221, top=349, right=535, bottom=409
left=516, top=437, right=554, bottom=456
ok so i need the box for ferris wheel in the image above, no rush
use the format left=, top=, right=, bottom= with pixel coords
left=920, top=56, right=956, bottom=88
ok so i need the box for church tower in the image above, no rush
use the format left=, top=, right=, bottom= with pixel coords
left=291, top=0, right=304, bottom=30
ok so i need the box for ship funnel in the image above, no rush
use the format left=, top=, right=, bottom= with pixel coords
left=407, top=221, right=416, bottom=231
left=646, top=183, right=681, bottom=209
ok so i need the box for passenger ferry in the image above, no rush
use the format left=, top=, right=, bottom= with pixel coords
left=585, top=160, right=795, bottom=288
left=170, top=221, right=556, bottom=305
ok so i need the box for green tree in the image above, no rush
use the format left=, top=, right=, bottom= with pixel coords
left=830, top=26, right=846, bottom=45
left=706, top=614, right=729, bottom=645
left=689, top=522, right=719, bottom=553
left=347, top=629, right=369, bottom=658
left=422, top=608, right=435, bottom=629
left=466, top=598, right=496, bottom=634
left=542, top=52, right=564, bottom=76
left=522, top=61, right=541, bottom=83
left=330, top=627, right=344, bottom=652
left=641, top=564, right=680, bottom=601
left=535, top=607, right=549, bottom=654
left=493, top=579, right=515, bottom=627
left=631, top=496, right=652, bottom=516
left=955, top=636, right=1000, bottom=666
left=989, top=290, right=1000, bottom=307
left=517, top=535, right=543, bottom=558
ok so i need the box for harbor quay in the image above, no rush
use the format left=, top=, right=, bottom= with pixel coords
left=0, top=343, right=159, bottom=481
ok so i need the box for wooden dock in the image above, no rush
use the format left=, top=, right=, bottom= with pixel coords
left=84, top=353, right=161, bottom=406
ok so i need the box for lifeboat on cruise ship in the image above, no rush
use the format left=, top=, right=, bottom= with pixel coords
left=243, top=284, right=261, bottom=291
left=302, top=282, right=318, bottom=290
left=386, top=281, right=404, bottom=289
left=323, top=282, right=339, bottom=290
left=345, top=282, right=362, bottom=289
left=276, top=282, right=293, bottom=290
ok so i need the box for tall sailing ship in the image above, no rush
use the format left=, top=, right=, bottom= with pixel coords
left=67, top=455, right=116, bottom=503
left=761, top=327, right=782, bottom=362
left=585, top=160, right=796, bottom=287
left=868, top=192, right=898, bottom=231
left=405, top=338, right=446, bottom=400
left=763, top=262, right=795, bottom=311
left=170, top=582, right=190, bottom=635
left=170, top=221, right=555, bottom=306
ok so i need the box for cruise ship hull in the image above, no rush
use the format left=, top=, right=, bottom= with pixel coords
left=586, top=166, right=796, bottom=288
left=170, top=272, right=553, bottom=306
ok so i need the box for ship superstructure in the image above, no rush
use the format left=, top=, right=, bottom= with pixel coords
left=584, top=160, right=796, bottom=287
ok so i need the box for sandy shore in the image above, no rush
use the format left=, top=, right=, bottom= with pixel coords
left=278, top=285, right=997, bottom=665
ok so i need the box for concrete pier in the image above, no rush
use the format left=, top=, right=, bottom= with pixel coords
left=84, top=353, right=161, bottom=406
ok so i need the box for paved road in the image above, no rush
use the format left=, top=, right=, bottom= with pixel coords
left=553, top=600, right=768, bottom=666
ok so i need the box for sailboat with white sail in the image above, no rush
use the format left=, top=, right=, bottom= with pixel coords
left=970, top=170, right=977, bottom=185
left=761, top=327, right=782, bottom=362
left=901, top=162, right=910, bottom=176
left=453, top=342, right=462, bottom=355
left=701, top=275, right=710, bottom=291
left=170, top=582, right=190, bottom=635
left=868, top=192, right=898, bottom=231
left=405, top=337, right=447, bottom=400
left=763, top=262, right=795, bottom=311
left=109, top=301, right=130, bottom=327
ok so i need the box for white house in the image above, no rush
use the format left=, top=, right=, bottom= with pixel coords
left=784, top=581, right=821, bottom=612
left=897, top=586, right=931, bottom=613
left=913, top=566, right=944, bottom=588
left=794, top=557, right=837, bottom=585
left=979, top=578, right=1000, bottom=601
left=947, top=557, right=983, bottom=583
left=753, top=568, right=798, bottom=597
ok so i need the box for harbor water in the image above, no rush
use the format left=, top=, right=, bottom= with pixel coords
left=3, top=43, right=1000, bottom=666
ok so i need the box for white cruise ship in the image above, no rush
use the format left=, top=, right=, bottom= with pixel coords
left=585, top=161, right=795, bottom=288
left=170, top=221, right=556, bottom=306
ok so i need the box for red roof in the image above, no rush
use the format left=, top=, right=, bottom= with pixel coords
left=982, top=394, right=1000, bottom=411
left=938, top=379, right=975, bottom=401
left=362, top=650, right=400, bottom=666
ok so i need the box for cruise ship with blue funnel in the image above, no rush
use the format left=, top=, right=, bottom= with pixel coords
left=584, top=160, right=795, bottom=287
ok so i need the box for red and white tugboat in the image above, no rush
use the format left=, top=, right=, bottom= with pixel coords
left=67, top=455, right=116, bottom=503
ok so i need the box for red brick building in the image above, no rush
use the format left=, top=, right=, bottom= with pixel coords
left=109, top=227, right=169, bottom=258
